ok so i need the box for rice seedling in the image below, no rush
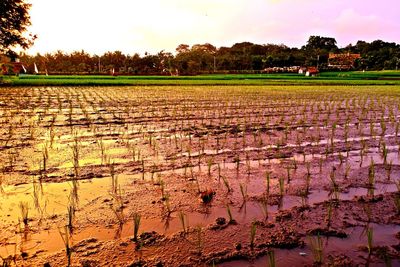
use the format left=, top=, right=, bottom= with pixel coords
left=368, top=159, right=375, bottom=195
left=329, top=167, right=339, bottom=201
left=279, top=176, right=285, bottom=197
left=226, top=204, right=234, bottom=223
left=221, top=176, right=231, bottom=193
left=293, top=158, right=297, bottom=170
left=259, top=196, right=269, bottom=221
left=97, top=137, right=106, bottom=165
left=286, top=165, right=291, bottom=183
left=195, top=225, right=203, bottom=255
left=109, top=161, right=118, bottom=195
left=234, top=155, right=240, bottom=172
left=305, top=171, right=311, bottom=195
left=363, top=203, right=372, bottom=224
left=19, top=201, right=29, bottom=227
left=110, top=186, right=125, bottom=226
left=163, top=193, right=172, bottom=217
left=67, top=204, right=74, bottom=234
left=265, top=171, right=271, bottom=196
left=132, top=212, right=141, bottom=242
left=239, top=183, right=247, bottom=202
left=318, top=157, right=324, bottom=173
left=41, top=144, right=49, bottom=173
left=249, top=221, right=256, bottom=249
left=59, top=226, right=72, bottom=267
left=394, top=195, right=400, bottom=215
left=207, top=157, right=213, bottom=176
left=141, top=159, right=145, bottom=180
left=267, top=250, right=276, bottom=267
left=367, top=226, right=373, bottom=255
left=386, top=160, right=393, bottom=180
left=71, top=134, right=80, bottom=179
left=382, top=142, right=388, bottom=165
left=178, top=211, right=188, bottom=235
left=325, top=201, right=333, bottom=228
left=308, top=234, right=323, bottom=265
left=344, top=162, right=351, bottom=179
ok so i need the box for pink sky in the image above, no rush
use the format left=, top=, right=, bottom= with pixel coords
left=27, top=0, right=400, bottom=55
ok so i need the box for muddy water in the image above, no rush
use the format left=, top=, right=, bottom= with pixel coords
left=1, top=167, right=398, bottom=259
left=221, top=223, right=400, bottom=266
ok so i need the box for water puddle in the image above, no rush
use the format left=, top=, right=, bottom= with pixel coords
left=220, top=223, right=400, bottom=266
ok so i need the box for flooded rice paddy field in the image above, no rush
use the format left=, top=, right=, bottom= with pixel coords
left=1, top=85, right=400, bottom=266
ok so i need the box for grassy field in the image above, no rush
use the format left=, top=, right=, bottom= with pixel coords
left=1, top=70, right=400, bottom=86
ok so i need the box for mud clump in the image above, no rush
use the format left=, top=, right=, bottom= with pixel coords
left=307, top=227, right=348, bottom=238
left=134, top=231, right=164, bottom=246
left=200, top=189, right=216, bottom=204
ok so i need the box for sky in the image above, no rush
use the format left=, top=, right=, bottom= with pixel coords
left=26, top=0, right=400, bottom=55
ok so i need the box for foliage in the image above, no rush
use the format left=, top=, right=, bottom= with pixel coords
left=13, top=36, right=400, bottom=75
left=0, top=0, right=36, bottom=57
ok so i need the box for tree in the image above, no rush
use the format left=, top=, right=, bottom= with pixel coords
left=0, top=0, right=36, bottom=58
left=303, top=36, right=337, bottom=51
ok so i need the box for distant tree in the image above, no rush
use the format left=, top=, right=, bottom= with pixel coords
left=176, top=44, right=190, bottom=54
left=302, top=36, right=338, bottom=67
left=303, top=36, right=338, bottom=51
left=0, top=0, right=36, bottom=58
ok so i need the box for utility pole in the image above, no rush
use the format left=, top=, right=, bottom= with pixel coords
left=98, top=57, right=101, bottom=73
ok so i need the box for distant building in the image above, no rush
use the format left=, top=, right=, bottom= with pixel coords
left=328, top=52, right=361, bottom=69
left=0, top=55, right=24, bottom=75
left=305, top=67, right=319, bottom=77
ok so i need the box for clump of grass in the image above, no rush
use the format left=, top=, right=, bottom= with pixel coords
left=133, top=212, right=141, bottom=242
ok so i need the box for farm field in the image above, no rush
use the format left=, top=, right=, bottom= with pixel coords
left=1, top=85, right=400, bottom=266
left=2, top=70, right=400, bottom=86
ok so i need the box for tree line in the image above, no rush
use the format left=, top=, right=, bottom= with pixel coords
left=14, top=36, right=400, bottom=75
left=1, top=1, right=399, bottom=75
